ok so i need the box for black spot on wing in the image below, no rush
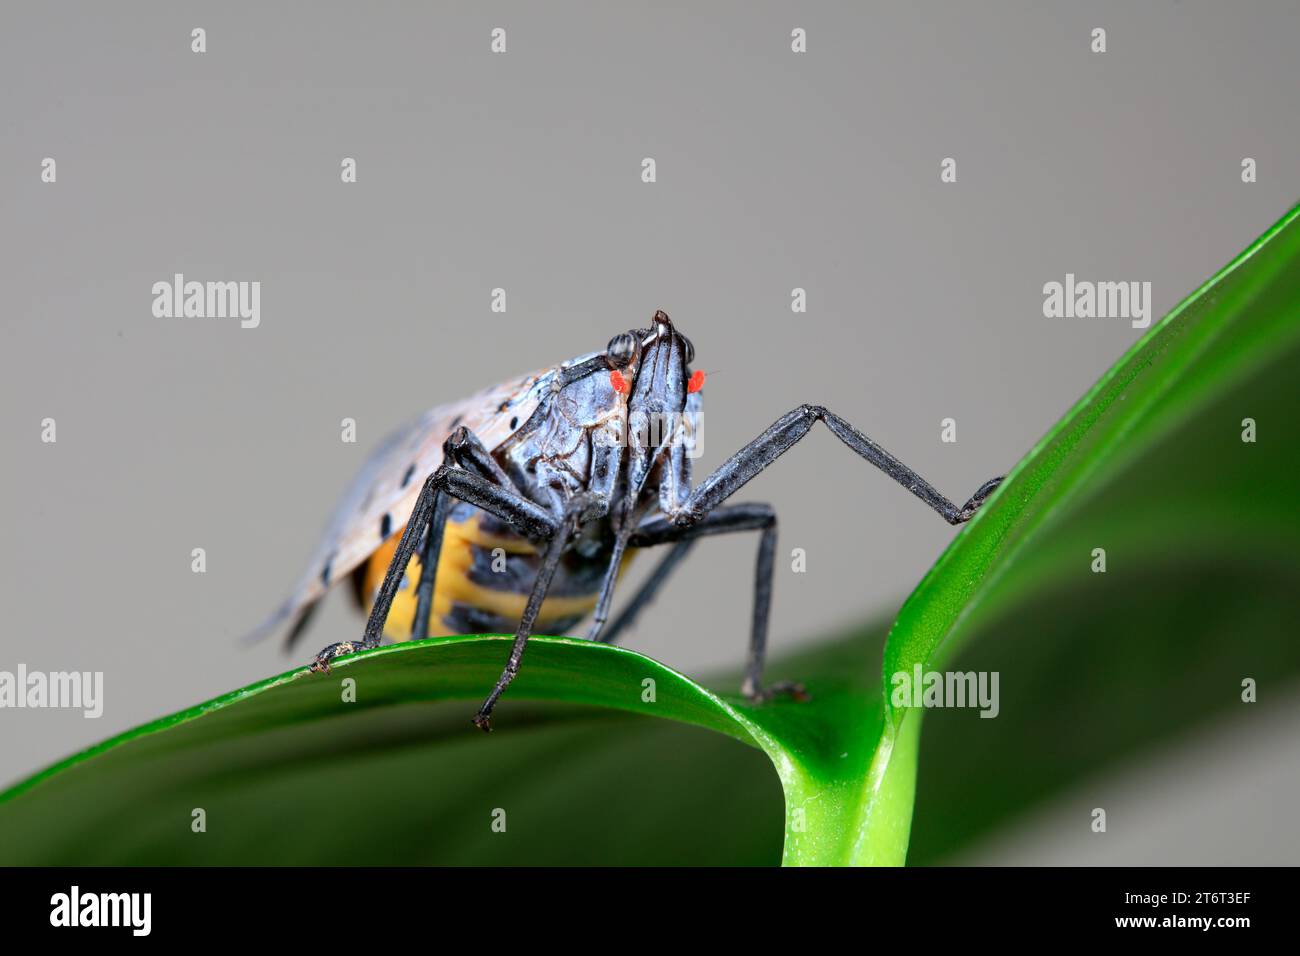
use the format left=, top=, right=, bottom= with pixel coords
left=401, top=463, right=416, bottom=488
left=380, top=513, right=393, bottom=538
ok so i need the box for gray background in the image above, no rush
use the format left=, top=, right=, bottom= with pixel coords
left=2, top=1, right=1297, bottom=862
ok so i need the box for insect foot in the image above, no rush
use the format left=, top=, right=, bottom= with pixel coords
left=742, top=680, right=811, bottom=705
left=953, top=475, right=1005, bottom=524
left=308, top=641, right=361, bottom=674
left=472, top=711, right=493, bottom=733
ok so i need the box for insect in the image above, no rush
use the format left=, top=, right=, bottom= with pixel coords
left=250, top=310, right=1003, bottom=730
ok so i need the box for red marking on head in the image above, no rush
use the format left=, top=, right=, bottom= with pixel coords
left=687, top=370, right=706, bottom=394
left=610, top=370, right=630, bottom=394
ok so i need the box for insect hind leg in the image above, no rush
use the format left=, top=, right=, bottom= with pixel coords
left=410, top=426, right=531, bottom=641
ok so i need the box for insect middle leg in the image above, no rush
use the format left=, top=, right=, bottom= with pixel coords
left=618, top=503, right=806, bottom=702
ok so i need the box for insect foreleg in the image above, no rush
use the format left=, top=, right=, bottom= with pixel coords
left=678, top=405, right=1003, bottom=527
left=472, top=493, right=597, bottom=732
left=309, top=465, right=559, bottom=673
left=624, top=503, right=806, bottom=702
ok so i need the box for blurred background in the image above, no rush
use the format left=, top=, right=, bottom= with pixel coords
left=2, top=1, right=1297, bottom=862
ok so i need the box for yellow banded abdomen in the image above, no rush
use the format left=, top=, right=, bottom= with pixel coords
left=359, top=507, right=632, bottom=640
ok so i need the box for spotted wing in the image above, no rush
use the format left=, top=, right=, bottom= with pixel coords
left=246, top=359, right=578, bottom=647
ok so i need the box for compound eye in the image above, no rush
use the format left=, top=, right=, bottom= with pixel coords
left=680, top=335, right=695, bottom=366
left=606, top=331, right=638, bottom=369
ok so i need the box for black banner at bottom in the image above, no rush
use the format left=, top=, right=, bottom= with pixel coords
left=0, top=865, right=1280, bottom=941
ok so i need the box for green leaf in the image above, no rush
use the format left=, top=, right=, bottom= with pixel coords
left=0, top=630, right=893, bottom=865
left=885, top=199, right=1300, bottom=860
left=3, top=202, right=1298, bottom=866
